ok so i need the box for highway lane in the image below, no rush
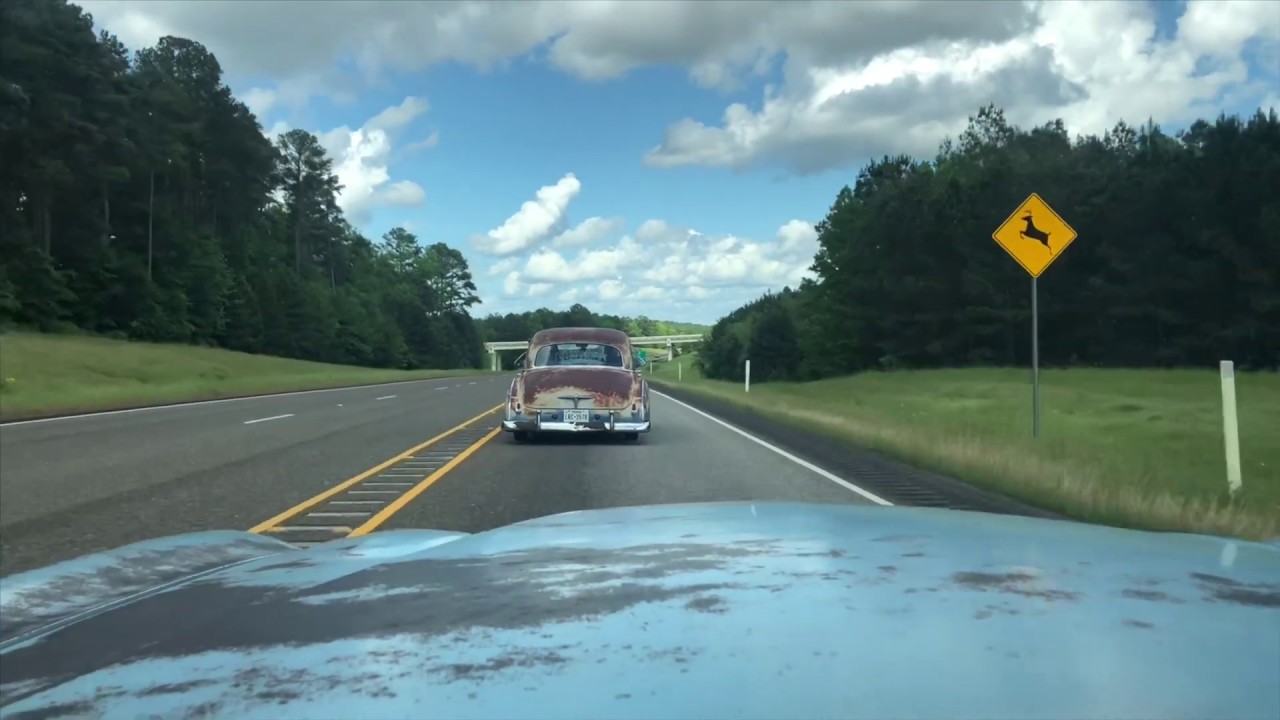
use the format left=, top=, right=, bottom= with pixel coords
left=382, top=390, right=883, bottom=535
left=1, top=379, right=886, bottom=577
left=0, top=376, right=507, bottom=576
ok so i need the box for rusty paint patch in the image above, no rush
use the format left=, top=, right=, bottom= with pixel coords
left=434, top=649, right=570, bottom=682
left=951, top=571, right=1081, bottom=602
left=1, top=536, right=288, bottom=644
left=871, top=535, right=931, bottom=543
left=1121, top=589, right=1183, bottom=603
left=0, top=539, right=815, bottom=696
left=1190, top=573, right=1280, bottom=608
left=685, top=596, right=727, bottom=614
left=5, top=700, right=95, bottom=720
left=137, top=679, right=218, bottom=696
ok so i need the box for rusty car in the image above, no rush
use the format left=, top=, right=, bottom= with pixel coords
left=501, top=326, right=651, bottom=442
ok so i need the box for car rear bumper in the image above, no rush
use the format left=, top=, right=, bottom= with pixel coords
left=502, top=417, right=651, bottom=433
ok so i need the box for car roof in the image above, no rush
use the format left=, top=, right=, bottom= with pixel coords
left=529, top=327, right=631, bottom=347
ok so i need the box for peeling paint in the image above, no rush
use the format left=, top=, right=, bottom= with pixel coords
left=1190, top=572, right=1280, bottom=608
left=1, top=503, right=1277, bottom=720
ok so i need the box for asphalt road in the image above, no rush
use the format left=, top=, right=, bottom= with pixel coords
left=0, top=375, right=879, bottom=576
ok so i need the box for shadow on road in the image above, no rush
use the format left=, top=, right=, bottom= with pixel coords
left=505, top=433, right=653, bottom=447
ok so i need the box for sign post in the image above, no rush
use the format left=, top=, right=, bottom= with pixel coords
left=992, top=193, right=1078, bottom=438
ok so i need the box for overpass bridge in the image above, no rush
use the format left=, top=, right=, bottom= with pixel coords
left=483, top=333, right=704, bottom=371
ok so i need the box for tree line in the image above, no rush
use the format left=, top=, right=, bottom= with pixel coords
left=1, top=0, right=485, bottom=369
left=475, top=305, right=706, bottom=362
left=698, top=105, right=1280, bottom=383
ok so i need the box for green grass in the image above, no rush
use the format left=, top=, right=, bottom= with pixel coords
left=0, top=332, right=492, bottom=421
left=649, top=357, right=1280, bottom=540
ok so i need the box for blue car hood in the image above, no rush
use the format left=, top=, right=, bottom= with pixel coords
left=1, top=502, right=1277, bottom=720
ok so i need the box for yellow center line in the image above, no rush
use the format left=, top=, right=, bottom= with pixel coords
left=347, top=425, right=503, bottom=537
left=248, top=404, right=503, bottom=534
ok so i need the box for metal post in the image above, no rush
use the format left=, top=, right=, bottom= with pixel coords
left=1031, top=277, right=1040, bottom=438
left=1220, top=360, right=1242, bottom=496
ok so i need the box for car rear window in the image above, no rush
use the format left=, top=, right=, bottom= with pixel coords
left=533, top=343, right=626, bottom=368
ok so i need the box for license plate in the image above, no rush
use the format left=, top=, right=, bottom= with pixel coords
left=563, top=409, right=590, bottom=423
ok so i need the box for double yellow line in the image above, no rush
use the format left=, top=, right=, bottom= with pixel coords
left=250, top=404, right=503, bottom=537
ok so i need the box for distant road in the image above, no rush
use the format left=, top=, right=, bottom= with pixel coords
left=0, top=376, right=884, bottom=576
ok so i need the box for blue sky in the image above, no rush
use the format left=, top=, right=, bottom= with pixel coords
left=86, top=0, right=1279, bottom=325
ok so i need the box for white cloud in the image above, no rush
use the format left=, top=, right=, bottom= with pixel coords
left=635, top=219, right=698, bottom=244
left=381, top=180, right=426, bottom=207
left=558, top=286, right=587, bottom=304
left=644, top=1, right=1280, bottom=174
left=242, top=87, right=277, bottom=118
left=311, top=95, right=430, bottom=223
left=406, top=131, right=440, bottom=152
left=487, top=257, right=519, bottom=277
left=472, top=173, right=582, bottom=255
left=776, top=219, right=818, bottom=257
left=367, top=96, right=429, bottom=132
left=523, top=236, right=646, bottom=283
left=598, top=279, right=626, bottom=301
left=502, top=270, right=524, bottom=296
left=480, top=217, right=805, bottom=319
left=86, top=1, right=1278, bottom=176
left=634, top=285, right=668, bottom=301
left=552, top=216, right=625, bottom=248
left=518, top=218, right=813, bottom=299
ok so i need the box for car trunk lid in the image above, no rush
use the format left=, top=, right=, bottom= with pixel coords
left=520, top=367, right=637, bottom=411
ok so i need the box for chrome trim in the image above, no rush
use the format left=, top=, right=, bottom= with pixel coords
left=502, top=420, right=650, bottom=433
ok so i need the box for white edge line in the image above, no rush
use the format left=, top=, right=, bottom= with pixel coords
left=243, top=413, right=294, bottom=425
left=1, top=376, right=488, bottom=427
left=376, top=395, right=397, bottom=400
left=651, top=389, right=893, bottom=507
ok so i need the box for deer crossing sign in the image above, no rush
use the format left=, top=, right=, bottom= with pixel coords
left=991, top=193, right=1078, bottom=278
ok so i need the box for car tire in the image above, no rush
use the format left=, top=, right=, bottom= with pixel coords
left=513, top=431, right=529, bottom=442
left=623, top=432, right=640, bottom=442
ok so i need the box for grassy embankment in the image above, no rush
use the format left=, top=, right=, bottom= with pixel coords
left=647, top=356, right=1279, bottom=540
left=0, top=332, right=492, bottom=421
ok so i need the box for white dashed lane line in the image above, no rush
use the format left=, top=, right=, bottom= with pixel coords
left=243, top=413, right=294, bottom=425
left=376, top=395, right=397, bottom=400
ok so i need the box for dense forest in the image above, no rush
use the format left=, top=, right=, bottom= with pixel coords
left=1, top=0, right=490, bottom=368
left=699, top=105, right=1280, bottom=383
left=0, top=0, right=710, bottom=371
left=475, top=306, right=705, bottom=343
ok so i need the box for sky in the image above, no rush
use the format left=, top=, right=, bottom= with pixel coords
left=81, top=0, right=1280, bottom=325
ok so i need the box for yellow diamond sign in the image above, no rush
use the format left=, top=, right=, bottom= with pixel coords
left=992, top=193, right=1077, bottom=278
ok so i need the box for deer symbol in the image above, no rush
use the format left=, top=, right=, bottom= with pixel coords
left=1020, top=213, right=1052, bottom=252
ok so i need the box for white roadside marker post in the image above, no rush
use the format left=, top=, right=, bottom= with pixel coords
left=678, top=360, right=682, bottom=382
left=745, top=359, right=751, bottom=394
left=1220, top=360, right=1243, bottom=497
